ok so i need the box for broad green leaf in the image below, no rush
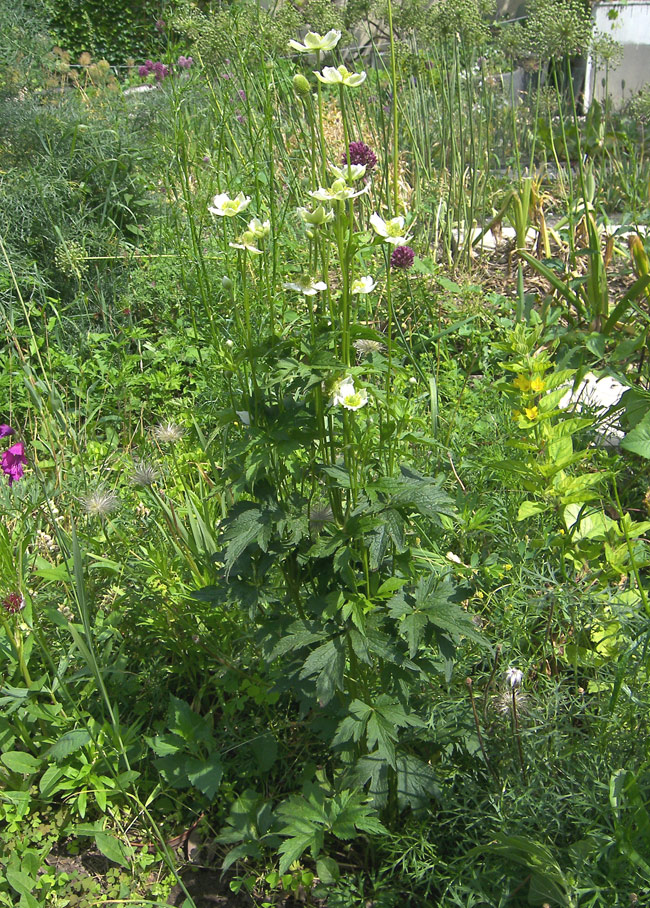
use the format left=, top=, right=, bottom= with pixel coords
left=39, top=763, right=66, bottom=797
left=396, top=755, right=440, bottom=811
left=621, top=412, right=650, bottom=459
left=517, top=500, right=546, bottom=521
left=299, top=637, right=345, bottom=706
left=94, top=831, right=130, bottom=868
left=349, top=752, right=389, bottom=806
left=186, top=754, right=223, bottom=800
left=316, top=856, right=340, bottom=884
left=278, top=832, right=317, bottom=875
left=7, top=869, right=35, bottom=897
left=1, top=751, right=40, bottom=774
left=45, top=728, right=92, bottom=761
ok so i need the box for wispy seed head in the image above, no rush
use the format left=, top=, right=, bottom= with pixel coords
left=132, top=461, right=157, bottom=487
left=153, top=421, right=185, bottom=444
left=82, top=488, right=120, bottom=518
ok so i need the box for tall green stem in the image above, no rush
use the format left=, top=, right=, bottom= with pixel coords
left=386, top=0, right=400, bottom=213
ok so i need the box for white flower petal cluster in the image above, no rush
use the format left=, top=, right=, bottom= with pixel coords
left=505, top=667, right=524, bottom=689
left=351, top=275, right=376, bottom=294
left=247, top=217, right=270, bottom=239
left=283, top=277, right=328, bottom=296
left=309, top=178, right=370, bottom=203
left=370, top=212, right=412, bottom=246
left=208, top=192, right=251, bottom=217
left=329, top=163, right=367, bottom=182
left=288, top=30, right=341, bottom=53
left=297, top=205, right=335, bottom=226
left=314, top=65, right=366, bottom=87
left=229, top=231, right=262, bottom=254
left=330, top=376, right=368, bottom=411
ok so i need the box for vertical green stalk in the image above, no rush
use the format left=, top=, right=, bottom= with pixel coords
left=316, top=51, right=328, bottom=182
left=386, top=0, right=400, bottom=213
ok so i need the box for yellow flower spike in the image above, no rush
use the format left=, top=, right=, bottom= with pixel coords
left=524, top=405, right=539, bottom=420
left=530, top=375, right=545, bottom=392
left=513, top=375, right=531, bottom=392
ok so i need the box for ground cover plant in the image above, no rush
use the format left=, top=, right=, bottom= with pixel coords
left=1, top=1, right=650, bottom=906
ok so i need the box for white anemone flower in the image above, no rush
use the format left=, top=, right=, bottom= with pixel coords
left=330, top=376, right=368, bottom=410
left=208, top=192, right=251, bottom=217
left=288, top=29, right=342, bottom=53
left=309, top=178, right=370, bottom=203
left=247, top=217, right=270, bottom=239
left=283, top=277, right=328, bottom=296
left=329, top=163, right=367, bottom=182
left=351, top=276, right=376, bottom=294
left=229, top=230, right=262, bottom=254
left=314, top=65, right=367, bottom=88
left=369, top=212, right=412, bottom=246
left=297, top=205, right=335, bottom=226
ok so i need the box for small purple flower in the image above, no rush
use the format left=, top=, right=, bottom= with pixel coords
left=138, top=64, right=149, bottom=78
left=145, top=60, right=154, bottom=69
left=155, top=18, right=165, bottom=32
left=2, top=591, right=25, bottom=615
left=0, top=425, right=14, bottom=438
left=221, top=72, right=232, bottom=80
left=341, top=141, right=377, bottom=171
left=2, top=441, right=27, bottom=486
left=238, top=89, right=246, bottom=101
left=236, top=113, right=246, bottom=124
left=390, top=246, right=415, bottom=270
left=178, top=55, right=194, bottom=70
left=202, top=154, right=210, bottom=163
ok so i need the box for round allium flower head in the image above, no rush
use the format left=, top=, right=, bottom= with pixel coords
left=2, top=591, right=25, bottom=615
left=390, top=246, right=415, bottom=270
left=138, top=64, right=150, bottom=78
left=342, top=142, right=377, bottom=171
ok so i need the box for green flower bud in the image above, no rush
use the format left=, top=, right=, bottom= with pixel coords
left=293, top=73, right=311, bottom=96
left=222, top=276, right=233, bottom=291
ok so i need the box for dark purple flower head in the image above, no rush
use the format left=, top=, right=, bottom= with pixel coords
left=390, top=245, right=415, bottom=270
left=2, top=441, right=27, bottom=485
left=0, top=425, right=14, bottom=438
left=2, top=591, right=25, bottom=615
left=138, top=64, right=149, bottom=78
left=145, top=60, right=154, bottom=69
left=178, top=55, right=194, bottom=70
left=342, top=141, right=377, bottom=171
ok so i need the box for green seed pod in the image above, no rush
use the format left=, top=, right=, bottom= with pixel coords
left=293, top=73, right=311, bottom=96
